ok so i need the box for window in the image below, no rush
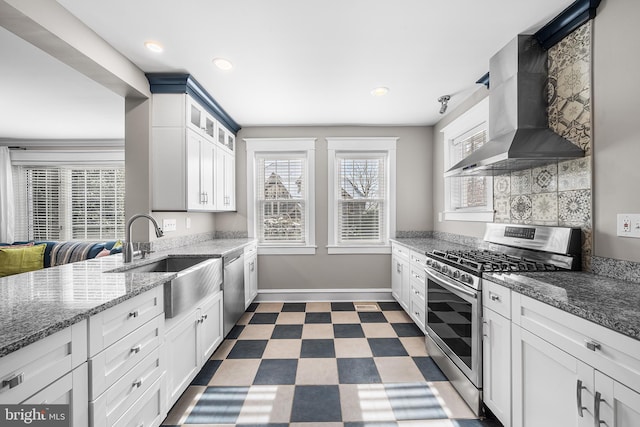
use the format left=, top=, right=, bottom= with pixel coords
left=327, top=138, right=396, bottom=254
left=13, top=166, right=125, bottom=241
left=442, top=97, right=493, bottom=222
left=246, top=138, right=316, bottom=255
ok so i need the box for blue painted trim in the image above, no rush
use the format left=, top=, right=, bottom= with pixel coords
left=146, top=73, right=241, bottom=133
left=534, top=0, right=601, bottom=50
left=476, top=72, right=490, bottom=88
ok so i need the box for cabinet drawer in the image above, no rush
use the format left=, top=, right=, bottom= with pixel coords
left=409, top=266, right=426, bottom=288
left=0, top=320, right=86, bottom=404
left=513, top=293, right=640, bottom=393
left=89, top=287, right=163, bottom=357
left=392, top=243, right=410, bottom=261
left=90, top=347, right=163, bottom=427
left=409, top=281, right=426, bottom=304
left=410, top=251, right=428, bottom=269
left=483, top=280, right=511, bottom=319
left=113, top=374, right=165, bottom=427
left=244, top=242, right=257, bottom=257
left=410, top=297, right=426, bottom=332
left=89, top=314, right=164, bottom=400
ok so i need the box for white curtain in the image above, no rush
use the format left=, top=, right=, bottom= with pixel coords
left=0, top=147, right=15, bottom=243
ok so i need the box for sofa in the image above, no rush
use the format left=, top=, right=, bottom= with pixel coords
left=0, top=240, right=121, bottom=277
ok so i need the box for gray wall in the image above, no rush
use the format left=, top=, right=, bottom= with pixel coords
left=216, top=126, right=433, bottom=290
left=592, top=0, right=640, bottom=262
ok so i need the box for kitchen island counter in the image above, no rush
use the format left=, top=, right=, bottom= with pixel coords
left=0, top=238, right=255, bottom=358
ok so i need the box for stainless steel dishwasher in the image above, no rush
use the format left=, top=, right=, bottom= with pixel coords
left=222, top=249, right=245, bottom=337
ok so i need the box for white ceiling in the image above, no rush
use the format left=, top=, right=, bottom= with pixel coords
left=2, top=0, right=576, bottom=140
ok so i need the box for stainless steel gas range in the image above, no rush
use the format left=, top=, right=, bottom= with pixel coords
left=424, top=223, right=582, bottom=416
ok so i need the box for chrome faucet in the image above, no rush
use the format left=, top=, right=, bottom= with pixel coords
left=124, top=214, right=164, bottom=263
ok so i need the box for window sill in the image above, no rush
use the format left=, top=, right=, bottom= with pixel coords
left=442, top=210, right=494, bottom=222
left=327, top=245, right=391, bottom=255
left=258, top=245, right=317, bottom=255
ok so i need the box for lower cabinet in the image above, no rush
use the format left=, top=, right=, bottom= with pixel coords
left=391, top=243, right=410, bottom=311
left=244, top=243, right=258, bottom=309
left=511, top=293, right=640, bottom=427
left=483, top=307, right=511, bottom=426
left=165, top=290, right=223, bottom=409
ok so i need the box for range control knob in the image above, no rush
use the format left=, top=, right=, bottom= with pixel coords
left=441, top=266, right=449, bottom=275
left=426, top=259, right=433, bottom=267
left=461, top=274, right=473, bottom=284
left=452, top=270, right=461, bottom=279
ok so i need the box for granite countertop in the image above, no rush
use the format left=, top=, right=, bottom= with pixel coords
left=0, top=238, right=256, bottom=358
left=390, top=237, right=472, bottom=255
left=486, top=271, right=640, bottom=341
left=392, top=237, right=640, bottom=342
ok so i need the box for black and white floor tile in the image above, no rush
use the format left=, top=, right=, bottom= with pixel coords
left=161, top=301, right=501, bottom=427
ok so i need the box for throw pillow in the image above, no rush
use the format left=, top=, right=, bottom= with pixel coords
left=0, top=244, right=47, bottom=277
left=95, top=248, right=111, bottom=258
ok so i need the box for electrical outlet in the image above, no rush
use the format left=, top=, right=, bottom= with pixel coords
left=617, top=214, right=640, bottom=238
left=162, top=219, right=177, bottom=232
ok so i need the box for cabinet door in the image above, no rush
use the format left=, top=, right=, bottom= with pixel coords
left=512, top=325, right=592, bottom=427
left=595, top=371, right=640, bottom=427
left=483, top=307, right=511, bottom=427
left=201, top=140, right=215, bottom=210
left=391, top=255, right=403, bottom=303
left=22, top=364, right=88, bottom=427
left=165, top=310, right=200, bottom=406
left=199, top=291, right=224, bottom=362
left=223, top=150, right=236, bottom=210
left=187, top=131, right=203, bottom=210
left=399, top=257, right=410, bottom=311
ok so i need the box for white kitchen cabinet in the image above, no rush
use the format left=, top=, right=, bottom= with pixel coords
left=391, top=243, right=410, bottom=311
left=409, top=251, right=427, bottom=332
left=187, top=130, right=216, bottom=211
left=151, top=93, right=235, bottom=212
left=244, top=243, right=258, bottom=309
left=165, top=290, right=224, bottom=409
left=511, top=292, right=640, bottom=427
left=482, top=280, right=512, bottom=427
left=216, top=145, right=236, bottom=211
left=0, top=320, right=87, bottom=406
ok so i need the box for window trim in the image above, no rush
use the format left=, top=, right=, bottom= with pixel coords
left=441, top=98, right=494, bottom=222
left=326, top=137, right=396, bottom=255
left=245, top=138, right=316, bottom=255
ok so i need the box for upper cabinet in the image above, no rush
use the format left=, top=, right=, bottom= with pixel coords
left=151, top=93, right=236, bottom=212
left=147, top=73, right=240, bottom=213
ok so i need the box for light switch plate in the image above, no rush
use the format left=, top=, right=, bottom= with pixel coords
left=162, top=219, right=177, bottom=232
left=617, top=214, right=640, bottom=238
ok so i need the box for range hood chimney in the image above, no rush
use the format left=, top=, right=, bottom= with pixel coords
left=445, top=35, right=584, bottom=177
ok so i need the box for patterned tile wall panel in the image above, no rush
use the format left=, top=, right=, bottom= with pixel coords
left=492, top=22, right=593, bottom=270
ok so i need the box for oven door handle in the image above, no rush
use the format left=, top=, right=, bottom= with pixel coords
left=425, top=268, right=478, bottom=299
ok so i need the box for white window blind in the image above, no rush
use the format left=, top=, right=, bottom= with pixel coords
left=12, top=166, right=125, bottom=241
left=336, top=154, right=386, bottom=243
left=256, top=154, right=306, bottom=244
left=449, top=128, right=488, bottom=210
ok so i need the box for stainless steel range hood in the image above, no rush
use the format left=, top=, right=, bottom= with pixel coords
left=445, top=35, right=584, bottom=177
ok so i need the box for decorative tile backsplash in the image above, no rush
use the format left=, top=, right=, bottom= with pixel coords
left=493, top=22, right=593, bottom=270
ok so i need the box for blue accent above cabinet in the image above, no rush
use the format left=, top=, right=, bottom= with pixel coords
left=475, top=0, right=600, bottom=89
left=146, top=73, right=241, bottom=133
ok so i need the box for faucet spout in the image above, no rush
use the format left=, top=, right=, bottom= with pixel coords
left=124, top=214, right=164, bottom=263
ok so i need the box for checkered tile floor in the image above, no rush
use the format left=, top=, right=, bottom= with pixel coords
left=161, top=301, right=501, bottom=427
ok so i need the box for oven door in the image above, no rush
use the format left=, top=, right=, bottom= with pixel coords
left=425, top=267, right=481, bottom=387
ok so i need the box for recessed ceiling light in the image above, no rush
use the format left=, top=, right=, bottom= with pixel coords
left=144, top=41, right=164, bottom=53
left=371, top=87, right=389, bottom=97
left=212, top=57, right=234, bottom=71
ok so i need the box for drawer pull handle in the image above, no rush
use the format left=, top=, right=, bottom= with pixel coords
left=131, top=345, right=142, bottom=354
left=133, top=378, right=143, bottom=388
left=2, top=373, right=24, bottom=389
left=585, top=340, right=601, bottom=351
left=576, top=379, right=587, bottom=417
left=129, top=310, right=139, bottom=318
left=490, top=294, right=501, bottom=302
left=594, top=391, right=605, bottom=426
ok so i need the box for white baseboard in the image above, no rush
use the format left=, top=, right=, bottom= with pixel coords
left=255, top=288, right=393, bottom=303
